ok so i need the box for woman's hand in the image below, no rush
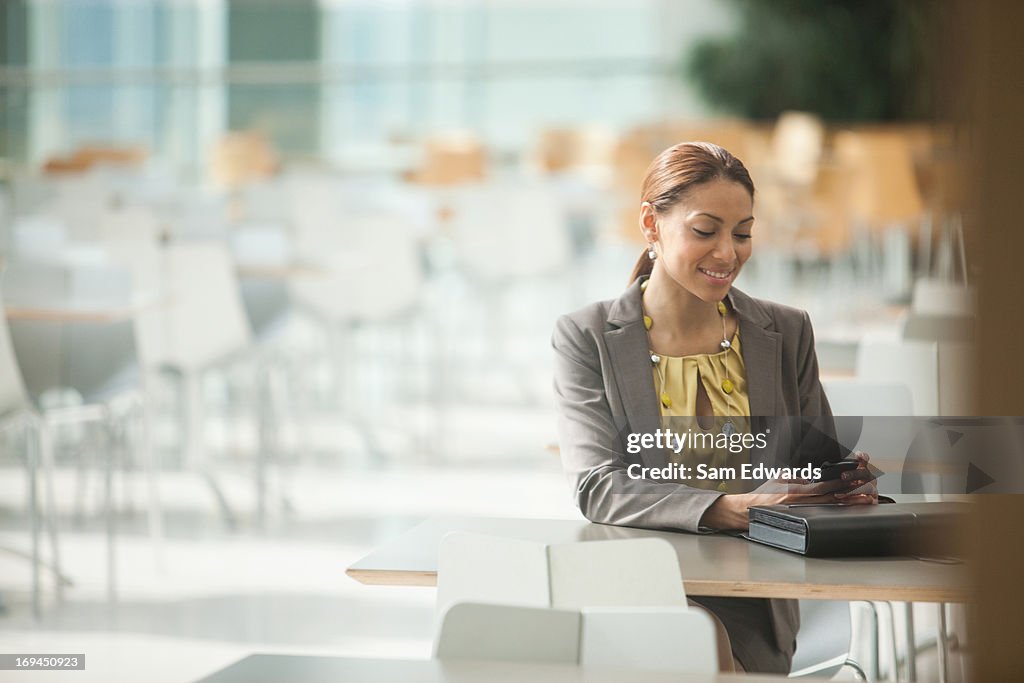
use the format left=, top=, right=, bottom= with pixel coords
left=699, top=451, right=878, bottom=530
left=834, top=451, right=879, bottom=505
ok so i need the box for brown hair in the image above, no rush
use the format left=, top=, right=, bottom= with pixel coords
left=629, top=141, right=755, bottom=283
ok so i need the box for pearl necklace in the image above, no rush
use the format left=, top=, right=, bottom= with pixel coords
left=641, top=279, right=737, bottom=436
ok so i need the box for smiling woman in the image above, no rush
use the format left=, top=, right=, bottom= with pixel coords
left=550, top=141, right=877, bottom=674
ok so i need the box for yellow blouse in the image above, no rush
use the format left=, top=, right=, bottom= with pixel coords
left=652, top=328, right=752, bottom=493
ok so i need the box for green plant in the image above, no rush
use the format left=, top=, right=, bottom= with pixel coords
left=686, top=0, right=945, bottom=121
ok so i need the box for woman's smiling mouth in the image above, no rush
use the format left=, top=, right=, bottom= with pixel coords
left=698, top=267, right=734, bottom=282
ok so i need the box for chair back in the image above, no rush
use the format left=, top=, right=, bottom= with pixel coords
left=434, top=602, right=717, bottom=673
left=771, top=111, right=825, bottom=187
left=2, top=260, right=141, bottom=403
left=823, top=379, right=916, bottom=494
left=134, top=243, right=251, bottom=371
left=856, top=339, right=938, bottom=416
left=288, top=211, right=424, bottom=322
left=789, top=600, right=853, bottom=678
left=447, top=182, right=572, bottom=282
left=434, top=602, right=579, bottom=664
left=436, top=533, right=686, bottom=616
left=547, top=538, right=685, bottom=609
left=579, top=606, right=717, bottom=673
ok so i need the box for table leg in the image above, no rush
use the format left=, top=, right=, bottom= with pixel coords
left=904, top=603, right=916, bottom=682
left=936, top=603, right=949, bottom=683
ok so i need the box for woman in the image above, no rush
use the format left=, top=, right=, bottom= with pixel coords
left=551, top=142, right=877, bottom=673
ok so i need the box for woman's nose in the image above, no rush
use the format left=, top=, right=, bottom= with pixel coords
left=712, top=234, right=736, bottom=262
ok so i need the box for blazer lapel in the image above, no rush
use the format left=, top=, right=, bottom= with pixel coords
left=728, top=287, right=781, bottom=417
left=605, top=280, right=663, bottom=464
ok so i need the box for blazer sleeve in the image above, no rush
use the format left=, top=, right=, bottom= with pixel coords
left=551, top=314, right=723, bottom=533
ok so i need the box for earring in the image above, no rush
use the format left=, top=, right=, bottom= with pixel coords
left=647, top=244, right=657, bottom=261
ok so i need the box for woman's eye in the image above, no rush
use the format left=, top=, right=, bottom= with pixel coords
left=692, top=228, right=714, bottom=238
left=734, top=233, right=753, bottom=240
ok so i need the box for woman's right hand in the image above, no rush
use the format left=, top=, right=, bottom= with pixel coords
left=700, top=475, right=873, bottom=530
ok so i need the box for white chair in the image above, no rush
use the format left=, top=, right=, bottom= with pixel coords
left=789, top=600, right=868, bottom=680
left=133, top=243, right=256, bottom=527
left=856, top=338, right=973, bottom=417
left=0, top=284, right=101, bottom=614
left=579, top=606, right=717, bottom=673
left=903, top=279, right=975, bottom=344
left=0, top=285, right=60, bottom=616
left=286, top=208, right=428, bottom=460
left=822, top=379, right=915, bottom=497
left=434, top=602, right=717, bottom=674
left=446, top=181, right=573, bottom=284
left=435, top=602, right=580, bottom=664
left=1, top=262, right=154, bottom=605
left=856, top=339, right=939, bottom=416
left=442, top=181, right=575, bottom=408
left=909, top=278, right=974, bottom=317
left=436, top=532, right=687, bottom=618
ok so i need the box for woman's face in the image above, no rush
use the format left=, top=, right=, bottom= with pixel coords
left=643, top=178, right=754, bottom=302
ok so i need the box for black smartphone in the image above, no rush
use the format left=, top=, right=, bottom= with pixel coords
left=818, top=460, right=860, bottom=481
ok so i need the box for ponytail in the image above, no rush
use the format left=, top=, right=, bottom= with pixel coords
left=629, top=248, right=653, bottom=285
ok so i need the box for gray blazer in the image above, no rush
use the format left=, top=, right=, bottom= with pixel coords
left=551, top=276, right=838, bottom=660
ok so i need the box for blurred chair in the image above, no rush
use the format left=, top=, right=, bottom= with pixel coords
left=209, top=131, right=278, bottom=192
left=753, top=112, right=827, bottom=261
left=9, top=214, right=67, bottom=262
left=229, top=222, right=295, bottom=339
left=0, top=284, right=64, bottom=616
left=407, top=131, right=486, bottom=186
left=771, top=111, right=825, bottom=188
left=439, top=180, right=573, bottom=407
left=163, top=189, right=229, bottom=242
left=858, top=336, right=974, bottom=418
left=98, top=204, right=163, bottom=244
left=823, top=379, right=915, bottom=495
left=833, top=130, right=925, bottom=302
left=833, top=130, right=925, bottom=232
left=0, top=265, right=147, bottom=609
left=530, top=125, right=617, bottom=178
left=286, top=209, right=427, bottom=460
left=902, top=278, right=975, bottom=344
left=49, top=172, right=116, bottom=242
left=133, top=243, right=258, bottom=526
left=435, top=602, right=717, bottom=674
left=856, top=339, right=939, bottom=417
left=789, top=600, right=868, bottom=680
left=447, top=181, right=572, bottom=284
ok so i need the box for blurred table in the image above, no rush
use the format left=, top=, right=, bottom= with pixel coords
left=195, top=654, right=809, bottom=683
left=5, top=303, right=146, bottom=323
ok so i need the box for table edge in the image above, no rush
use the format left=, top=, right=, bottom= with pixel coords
left=345, top=568, right=970, bottom=602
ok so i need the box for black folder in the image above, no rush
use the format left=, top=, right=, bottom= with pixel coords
left=746, top=502, right=969, bottom=557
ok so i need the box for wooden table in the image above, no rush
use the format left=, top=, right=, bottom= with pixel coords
left=346, top=515, right=969, bottom=603
left=4, top=293, right=166, bottom=323
left=195, top=655, right=818, bottom=683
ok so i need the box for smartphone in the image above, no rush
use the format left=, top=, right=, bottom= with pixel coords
left=818, top=460, right=860, bottom=481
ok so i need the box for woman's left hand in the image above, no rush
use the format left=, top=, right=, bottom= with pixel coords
left=834, top=451, right=878, bottom=504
